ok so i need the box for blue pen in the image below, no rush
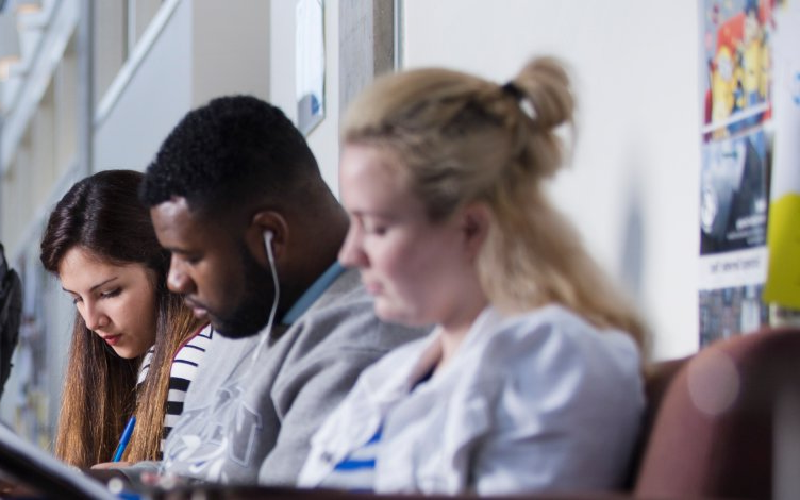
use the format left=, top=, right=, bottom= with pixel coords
left=112, top=416, right=136, bottom=462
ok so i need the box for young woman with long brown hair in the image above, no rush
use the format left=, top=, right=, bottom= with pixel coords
left=39, top=169, right=210, bottom=467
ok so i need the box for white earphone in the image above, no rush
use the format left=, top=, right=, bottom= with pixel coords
left=263, top=230, right=274, bottom=255
left=252, top=230, right=280, bottom=364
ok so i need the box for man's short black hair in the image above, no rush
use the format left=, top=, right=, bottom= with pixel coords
left=141, top=95, right=321, bottom=216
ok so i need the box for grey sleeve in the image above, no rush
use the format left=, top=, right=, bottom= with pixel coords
left=257, top=346, right=387, bottom=485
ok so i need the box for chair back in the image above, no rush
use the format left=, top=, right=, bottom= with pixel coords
left=621, top=356, right=689, bottom=490
left=634, top=328, right=800, bottom=499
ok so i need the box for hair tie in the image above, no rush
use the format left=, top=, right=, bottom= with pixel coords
left=501, top=81, right=537, bottom=121
left=500, top=81, right=524, bottom=101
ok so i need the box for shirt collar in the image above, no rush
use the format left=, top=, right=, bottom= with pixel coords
left=280, top=262, right=347, bottom=325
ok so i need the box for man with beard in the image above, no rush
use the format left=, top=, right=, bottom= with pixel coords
left=129, top=96, right=427, bottom=485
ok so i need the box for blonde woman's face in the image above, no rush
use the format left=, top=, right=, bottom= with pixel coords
left=59, top=246, right=158, bottom=359
left=338, top=144, right=480, bottom=329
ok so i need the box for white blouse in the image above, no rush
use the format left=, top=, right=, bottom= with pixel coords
left=299, top=306, right=644, bottom=494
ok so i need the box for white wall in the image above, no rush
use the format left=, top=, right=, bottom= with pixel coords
left=95, top=0, right=271, bottom=173
left=192, top=0, right=270, bottom=107
left=94, top=0, right=193, bottom=172
left=269, top=0, right=341, bottom=193
left=403, top=0, right=701, bottom=360
left=91, top=0, right=704, bottom=362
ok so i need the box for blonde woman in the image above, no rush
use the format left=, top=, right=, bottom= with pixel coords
left=299, top=58, right=647, bottom=494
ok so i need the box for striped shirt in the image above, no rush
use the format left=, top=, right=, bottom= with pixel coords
left=137, top=325, right=213, bottom=451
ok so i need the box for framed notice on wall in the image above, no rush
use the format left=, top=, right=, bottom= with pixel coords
left=296, top=0, right=325, bottom=135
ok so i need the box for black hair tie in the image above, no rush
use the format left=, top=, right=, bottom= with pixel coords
left=500, top=81, right=524, bottom=101
left=501, top=81, right=537, bottom=121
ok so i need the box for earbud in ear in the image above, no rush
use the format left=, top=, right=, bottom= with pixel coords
left=263, top=230, right=274, bottom=252
left=263, top=230, right=276, bottom=269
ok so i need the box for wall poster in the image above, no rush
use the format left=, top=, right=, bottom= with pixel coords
left=699, top=0, right=774, bottom=345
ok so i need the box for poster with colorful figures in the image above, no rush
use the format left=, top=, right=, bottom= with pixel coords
left=763, top=0, right=800, bottom=310
left=699, top=0, right=775, bottom=345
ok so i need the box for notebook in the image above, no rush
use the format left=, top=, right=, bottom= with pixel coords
left=0, top=423, right=117, bottom=499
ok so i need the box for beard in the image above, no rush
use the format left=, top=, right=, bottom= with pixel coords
left=211, top=242, right=277, bottom=338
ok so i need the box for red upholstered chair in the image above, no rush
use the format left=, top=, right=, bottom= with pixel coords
left=634, top=327, right=800, bottom=499
left=621, top=356, right=690, bottom=490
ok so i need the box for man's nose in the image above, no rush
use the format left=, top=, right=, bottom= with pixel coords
left=168, top=256, right=192, bottom=294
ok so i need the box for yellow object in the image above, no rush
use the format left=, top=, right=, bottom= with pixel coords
left=712, top=46, right=737, bottom=137
left=758, top=36, right=770, bottom=101
left=740, top=10, right=765, bottom=105
left=764, top=193, right=800, bottom=309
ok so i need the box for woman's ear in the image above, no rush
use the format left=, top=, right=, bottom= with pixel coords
left=461, top=202, right=490, bottom=259
left=248, top=211, right=289, bottom=266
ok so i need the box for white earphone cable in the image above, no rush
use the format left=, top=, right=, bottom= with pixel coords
left=250, top=231, right=280, bottom=366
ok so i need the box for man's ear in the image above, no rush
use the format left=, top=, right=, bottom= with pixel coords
left=461, top=202, right=490, bottom=260
left=247, top=211, right=289, bottom=266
